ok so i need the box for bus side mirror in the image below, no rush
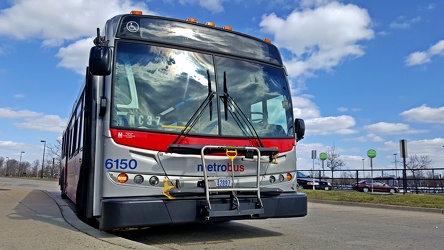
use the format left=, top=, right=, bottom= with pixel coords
left=89, top=46, right=111, bottom=76
left=294, top=118, right=305, bottom=142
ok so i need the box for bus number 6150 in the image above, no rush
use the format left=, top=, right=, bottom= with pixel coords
left=105, top=158, right=138, bottom=170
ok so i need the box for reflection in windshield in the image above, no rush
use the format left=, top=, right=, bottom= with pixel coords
left=112, top=41, right=294, bottom=138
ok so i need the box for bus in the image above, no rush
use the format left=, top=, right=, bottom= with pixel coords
left=60, top=11, right=307, bottom=231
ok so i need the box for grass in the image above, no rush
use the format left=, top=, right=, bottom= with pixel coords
left=299, top=190, right=444, bottom=209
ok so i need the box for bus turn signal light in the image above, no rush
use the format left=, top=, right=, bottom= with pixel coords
left=287, top=173, right=293, bottom=181
left=117, top=173, right=128, bottom=183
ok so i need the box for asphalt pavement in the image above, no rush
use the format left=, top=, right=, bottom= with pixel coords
left=0, top=183, right=155, bottom=250
left=1, top=178, right=442, bottom=249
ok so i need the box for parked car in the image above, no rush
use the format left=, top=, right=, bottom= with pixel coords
left=352, top=180, right=399, bottom=194
left=296, top=171, right=332, bottom=190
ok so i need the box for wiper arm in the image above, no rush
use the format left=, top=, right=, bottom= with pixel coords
left=224, top=95, right=264, bottom=147
left=223, top=72, right=228, bottom=121
left=221, top=72, right=264, bottom=147
left=172, top=91, right=216, bottom=145
left=207, top=70, right=213, bottom=121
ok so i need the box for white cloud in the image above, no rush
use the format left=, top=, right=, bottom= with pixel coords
left=0, top=0, right=152, bottom=45
left=0, top=0, right=156, bottom=74
left=405, top=40, right=444, bottom=66
left=260, top=1, right=374, bottom=79
left=16, top=115, right=67, bottom=133
left=0, top=108, right=40, bottom=118
left=306, top=115, right=357, bottom=135
left=56, top=37, right=93, bottom=75
left=347, top=133, right=384, bottom=143
left=364, top=122, right=426, bottom=134
left=381, top=138, right=444, bottom=158
left=292, top=95, right=320, bottom=119
left=389, top=16, right=421, bottom=30
left=291, top=95, right=358, bottom=136
left=404, top=51, right=430, bottom=66
left=400, top=105, right=444, bottom=123
left=0, top=107, right=66, bottom=133
left=0, top=140, right=27, bottom=151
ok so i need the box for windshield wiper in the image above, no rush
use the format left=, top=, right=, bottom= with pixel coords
left=207, top=70, right=213, bottom=121
left=172, top=70, right=215, bottom=145
left=222, top=72, right=264, bottom=147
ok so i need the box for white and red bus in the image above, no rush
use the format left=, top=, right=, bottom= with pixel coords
left=61, top=11, right=306, bottom=231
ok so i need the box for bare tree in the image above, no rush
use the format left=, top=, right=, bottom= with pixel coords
left=46, top=139, right=62, bottom=176
left=407, top=154, right=433, bottom=192
left=20, top=161, right=30, bottom=176
left=46, top=139, right=62, bottom=160
left=0, top=157, right=4, bottom=175
left=32, top=160, right=40, bottom=177
left=326, top=146, right=346, bottom=183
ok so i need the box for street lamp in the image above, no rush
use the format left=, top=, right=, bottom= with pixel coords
left=393, top=153, right=398, bottom=177
left=19, top=151, right=25, bottom=177
left=41, top=140, right=46, bottom=178
left=5, top=157, right=9, bottom=176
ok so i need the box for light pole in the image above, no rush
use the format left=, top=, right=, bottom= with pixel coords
left=5, top=157, right=9, bottom=176
left=19, top=151, right=25, bottom=177
left=362, top=159, right=364, bottom=179
left=393, top=153, right=398, bottom=177
left=41, top=140, right=46, bottom=178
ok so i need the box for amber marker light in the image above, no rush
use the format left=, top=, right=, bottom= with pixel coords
left=205, top=21, right=216, bottom=27
left=117, top=173, right=129, bottom=183
left=263, top=38, right=271, bottom=43
left=186, top=17, right=198, bottom=23
left=287, top=173, right=293, bottom=181
left=131, top=10, right=143, bottom=15
left=223, top=26, right=232, bottom=31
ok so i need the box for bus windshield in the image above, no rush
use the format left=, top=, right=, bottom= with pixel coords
left=112, top=41, right=294, bottom=138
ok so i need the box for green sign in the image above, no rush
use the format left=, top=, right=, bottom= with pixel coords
left=319, top=152, right=328, bottom=161
left=367, top=149, right=376, bottom=158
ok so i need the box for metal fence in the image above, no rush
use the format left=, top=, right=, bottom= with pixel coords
left=298, top=167, right=444, bottom=193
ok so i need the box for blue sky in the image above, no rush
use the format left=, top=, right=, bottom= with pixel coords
left=0, top=0, right=443, bottom=173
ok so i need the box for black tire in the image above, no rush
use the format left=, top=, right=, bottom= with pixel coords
left=60, top=171, right=68, bottom=199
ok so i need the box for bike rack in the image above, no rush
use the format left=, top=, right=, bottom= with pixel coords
left=200, top=145, right=263, bottom=218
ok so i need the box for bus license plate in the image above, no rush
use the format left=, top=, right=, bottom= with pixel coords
left=216, top=178, right=231, bottom=187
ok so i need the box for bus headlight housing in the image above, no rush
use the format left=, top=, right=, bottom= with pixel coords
left=134, top=175, right=144, bottom=184
left=269, top=175, right=276, bottom=183
left=149, top=176, right=159, bottom=186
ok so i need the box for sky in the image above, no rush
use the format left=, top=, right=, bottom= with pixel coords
left=0, top=0, right=443, bottom=175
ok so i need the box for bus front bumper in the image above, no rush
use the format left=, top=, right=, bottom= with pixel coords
left=99, top=192, right=307, bottom=231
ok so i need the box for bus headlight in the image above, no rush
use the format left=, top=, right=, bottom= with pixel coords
left=134, top=175, right=144, bottom=184
left=149, top=176, right=159, bottom=186
left=269, top=175, right=276, bottom=183
left=279, top=174, right=285, bottom=182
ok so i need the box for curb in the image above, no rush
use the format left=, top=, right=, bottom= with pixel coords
left=43, top=190, right=157, bottom=249
left=308, top=199, right=444, bottom=214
